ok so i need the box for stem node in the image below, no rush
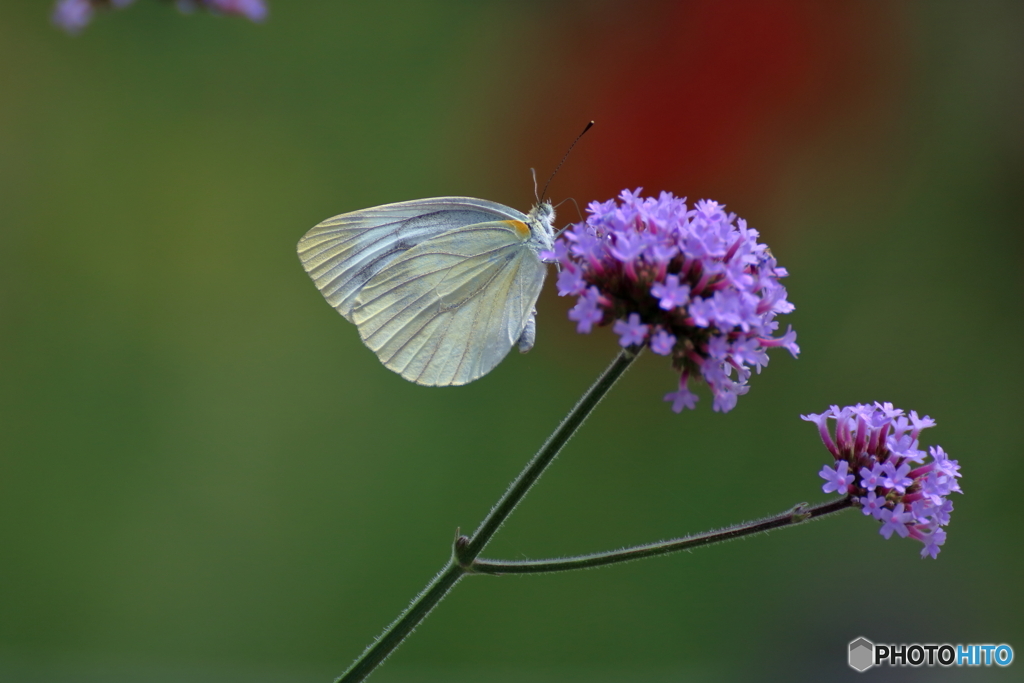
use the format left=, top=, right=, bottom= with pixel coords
left=453, top=534, right=473, bottom=570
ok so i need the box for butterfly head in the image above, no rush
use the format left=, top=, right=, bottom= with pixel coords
left=527, top=201, right=556, bottom=253
left=530, top=200, right=555, bottom=224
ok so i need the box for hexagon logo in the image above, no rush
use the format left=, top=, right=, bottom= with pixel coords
left=849, top=637, right=875, bottom=672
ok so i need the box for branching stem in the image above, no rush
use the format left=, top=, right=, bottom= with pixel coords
left=336, top=347, right=640, bottom=683
left=334, top=347, right=855, bottom=683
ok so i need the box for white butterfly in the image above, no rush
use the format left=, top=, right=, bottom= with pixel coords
left=297, top=197, right=556, bottom=386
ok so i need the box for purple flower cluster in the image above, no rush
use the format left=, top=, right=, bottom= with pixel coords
left=53, top=0, right=267, bottom=34
left=553, top=189, right=798, bottom=413
left=803, top=403, right=961, bottom=558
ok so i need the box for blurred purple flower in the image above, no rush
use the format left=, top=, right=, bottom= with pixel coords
left=53, top=0, right=267, bottom=34
left=650, top=274, right=690, bottom=310
left=612, top=313, right=649, bottom=347
left=555, top=189, right=798, bottom=413
left=53, top=0, right=104, bottom=32
left=801, top=402, right=962, bottom=558
left=555, top=265, right=587, bottom=297
left=649, top=328, right=676, bottom=356
left=567, top=286, right=605, bottom=334
left=181, top=0, right=267, bottom=21
left=663, top=374, right=699, bottom=413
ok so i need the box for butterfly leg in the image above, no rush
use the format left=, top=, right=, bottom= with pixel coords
left=517, top=309, right=537, bottom=353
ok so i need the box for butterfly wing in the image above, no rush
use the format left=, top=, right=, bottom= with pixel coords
left=297, top=197, right=530, bottom=320
left=351, top=221, right=547, bottom=386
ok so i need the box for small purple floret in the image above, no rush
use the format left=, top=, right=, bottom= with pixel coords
left=918, top=528, right=946, bottom=559
left=859, top=463, right=885, bottom=491
left=556, top=266, right=587, bottom=297
left=819, top=460, right=855, bottom=495
left=568, top=286, right=604, bottom=334
left=881, top=461, right=913, bottom=494
left=859, top=491, right=886, bottom=518
left=612, top=313, right=649, bottom=347
left=878, top=503, right=913, bottom=539
left=651, top=275, right=690, bottom=310
left=663, top=374, right=699, bottom=413
left=649, top=329, right=677, bottom=356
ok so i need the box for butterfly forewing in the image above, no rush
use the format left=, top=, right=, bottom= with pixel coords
left=296, top=198, right=530, bottom=320
left=351, top=221, right=546, bottom=386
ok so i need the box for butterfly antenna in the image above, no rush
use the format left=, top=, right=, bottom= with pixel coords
left=530, top=167, right=540, bottom=204
left=539, top=120, right=594, bottom=204
left=552, top=197, right=584, bottom=238
left=567, top=197, right=584, bottom=224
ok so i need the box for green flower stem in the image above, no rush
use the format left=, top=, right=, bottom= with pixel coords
left=336, top=347, right=641, bottom=683
left=470, top=497, right=855, bottom=575
left=334, top=561, right=463, bottom=683
left=458, top=346, right=641, bottom=562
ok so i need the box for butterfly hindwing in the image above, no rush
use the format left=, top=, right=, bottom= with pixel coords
left=351, top=221, right=546, bottom=386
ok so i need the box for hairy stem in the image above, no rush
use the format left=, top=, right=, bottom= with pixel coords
left=471, top=497, right=855, bottom=575
left=335, top=561, right=463, bottom=683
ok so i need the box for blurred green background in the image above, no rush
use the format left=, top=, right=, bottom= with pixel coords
left=1, top=1, right=1021, bottom=681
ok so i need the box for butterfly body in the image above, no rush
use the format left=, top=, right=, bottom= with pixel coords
left=297, top=197, right=554, bottom=386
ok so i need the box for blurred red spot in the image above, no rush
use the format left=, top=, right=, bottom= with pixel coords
left=522, top=0, right=906, bottom=214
